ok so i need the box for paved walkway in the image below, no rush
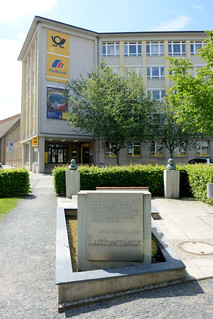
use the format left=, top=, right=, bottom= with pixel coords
left=152, top=197, right=213, bottom=280
left=0, top=173, right=212, bottom=318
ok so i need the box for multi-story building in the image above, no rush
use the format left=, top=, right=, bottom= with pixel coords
left=0, top=114, right=22, bottom=168
left=18, top=16, right=211, bottom=172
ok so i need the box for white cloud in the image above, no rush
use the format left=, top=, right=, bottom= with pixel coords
left=0, top=38, right=22, bottom=119
left=193, top=5, right=203, bottom=11
left=152, top=15, right=191, bottom=31
left=0, top=0, right=58, bottom=23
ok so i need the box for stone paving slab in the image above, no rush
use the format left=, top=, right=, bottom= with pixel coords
left=152, top=197, right=213, bottom=280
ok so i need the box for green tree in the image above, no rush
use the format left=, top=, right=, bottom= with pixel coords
left=167, top=31, right=213, bottom=136
left=66, top=63, right=154, bottom=165
left=150, top=101, right=197, bottom=158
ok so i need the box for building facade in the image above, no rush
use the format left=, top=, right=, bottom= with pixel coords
left=18, top=16, right=211, bottom=172
left=0, top=114, right=22, bottom=168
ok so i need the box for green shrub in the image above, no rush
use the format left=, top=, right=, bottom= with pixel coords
left=52, top=166, right=68, bottom=196
left=79, top=165, right=165, bottom=196
left=53, top=165, right=165, bottom=196
left=177, top=166, right=192, bottom=197
left=0, top=168, right=30, bottom=197
left=182, top=164, right=213, bottom=205
left=52, top=164, right=213, bottom=206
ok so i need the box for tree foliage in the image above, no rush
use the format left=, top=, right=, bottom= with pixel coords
left=150, top=102, right=197, bottom=158
left=167, top=31, right=213, bottom=136
left=66, top=63, right=154, bottom=165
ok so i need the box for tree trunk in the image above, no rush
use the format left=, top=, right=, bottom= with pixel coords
left=116, top=152, right=120, bottom=166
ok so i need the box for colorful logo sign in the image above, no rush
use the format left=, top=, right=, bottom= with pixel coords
left=46, top=30, right=70, bottom=83
left=32, top=137, right=39, bottom=146
left=47, top=30, right=69, bottom=56
left=51, top=35, right=66, bottom=48
left=46, top=54, right=69, bottom=82
left=51, top=59, right=64, bottom=68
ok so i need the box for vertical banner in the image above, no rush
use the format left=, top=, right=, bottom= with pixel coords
left=46, top=30, right=69, bottom=83
left=47, top=87, right=68, bottom=120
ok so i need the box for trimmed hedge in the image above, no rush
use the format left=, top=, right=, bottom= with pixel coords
left=79, top=165, right=165, bottom=196
left=53, top=164, right=213, bottom=206
left=53, top=165, right=166, bottom=196
left=52, top=164, right=213, bottom=205
left=52, top=166, right=67, bottom=197
left=181, top=164, right=213, bottom=205
left=53, top=164, right=190, bottom=197
left=0, top=168, right=30, bottom=197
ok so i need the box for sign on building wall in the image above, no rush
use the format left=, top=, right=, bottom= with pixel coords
left=47, top=87, right=68, bottom=120
left=32, top=137, right=39, bottom=146
left=46, top=30, right=69, bottom=83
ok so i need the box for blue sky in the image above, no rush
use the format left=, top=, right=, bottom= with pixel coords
left=0, top=0, right=212, bottom=120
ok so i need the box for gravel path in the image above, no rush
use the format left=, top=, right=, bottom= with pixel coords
left=0, top=175, right=212, bottom=318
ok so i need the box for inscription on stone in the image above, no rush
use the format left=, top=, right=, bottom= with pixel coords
left=87, top=192, right=144, bottom=261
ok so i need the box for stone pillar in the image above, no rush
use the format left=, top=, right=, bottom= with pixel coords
left=164, top=170, right=180, bottom=198
left=207, top=183, right=213, bottom=198
left=66, top=170, right=80, bottom=198
left=38, top=137, right=45, bottom=173
left=29, top=142, right=33, bottom=171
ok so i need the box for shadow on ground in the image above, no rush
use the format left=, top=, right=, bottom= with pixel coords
left=63, top=280, right=204, bottom=318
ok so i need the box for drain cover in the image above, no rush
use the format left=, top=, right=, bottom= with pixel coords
left=177, top=241, right=213, bottom=255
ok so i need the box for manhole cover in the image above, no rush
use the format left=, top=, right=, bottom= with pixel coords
left=177, top=241, right=213, bottom=255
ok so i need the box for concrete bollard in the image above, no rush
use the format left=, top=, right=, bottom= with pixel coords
left=164, top=170, right=180, bottom=199
left=66, top=159, right=80, bottom=198
left=66, top=170, right=80, bottom=198
left=207, top=183, right=213, bottom=199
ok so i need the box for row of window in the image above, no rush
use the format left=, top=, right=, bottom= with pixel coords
left=113, top=65, right=203, bottom=80
left=102, top=41, right=205, bottom=57
left=106, top=141, right=210, bottom=157
left=46, top=141, right=209, bottom=164
left=112, top=66, right=166, bottom=79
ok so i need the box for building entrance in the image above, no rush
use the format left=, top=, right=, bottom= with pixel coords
left=81, top=143, right=89, bottom=164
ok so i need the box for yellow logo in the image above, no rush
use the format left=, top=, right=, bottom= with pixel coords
left=47, top=30, right=69, bottom=57
left=46, top=54, right=69, bottom=83
left=32, top=137, right=38, bottom=146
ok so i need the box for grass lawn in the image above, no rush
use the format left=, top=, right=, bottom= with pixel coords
left=0, top=198, right=21, bottom=219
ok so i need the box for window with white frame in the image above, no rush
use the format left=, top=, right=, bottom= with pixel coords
left=190, top=42, right=204, bottom=55
left=174, top=144, right=187, bottom=157
left=124, top=42, right=142, bottom=56
left=127, top=66, right=142, bottom=74
left=147, top=90, right=165, bottom=102
left=147, top=66, right=165, bottom=79
left=102, top=42, right=120, bottom=57
left=197, top=141, right=209, bottom=157
left=168, top=41, right=185, bottom=55
left=105, top=142, right=116, bottom=157
left=128, top=142, right=141, bottom=157
left=150, top=141, right=163, bottom=157
left=146, top=42, right=164, bottom=56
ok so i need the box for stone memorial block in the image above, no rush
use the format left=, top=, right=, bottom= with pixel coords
left=78, top=190, right=151, bottom=271
left=164, top=170, right=180, bottom=198
left=66, top=170, right=80, bottom=198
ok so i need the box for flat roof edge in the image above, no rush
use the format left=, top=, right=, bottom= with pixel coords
left=18, top=15, right=208, bottom=61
